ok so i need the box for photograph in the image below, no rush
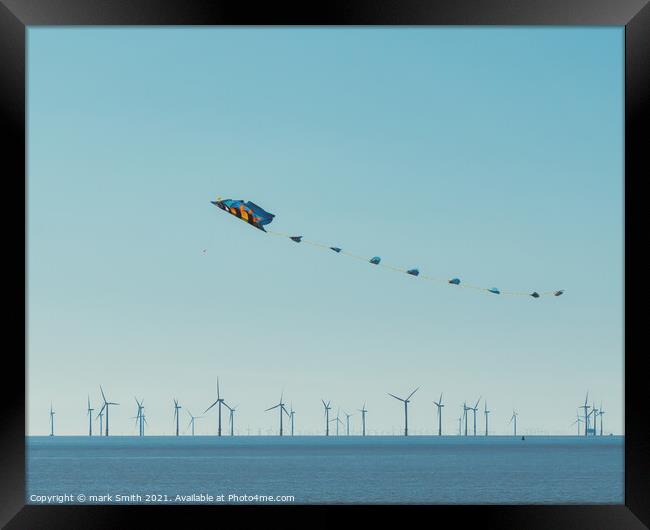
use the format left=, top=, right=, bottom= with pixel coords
left=24, top=26, right=625, bottom=506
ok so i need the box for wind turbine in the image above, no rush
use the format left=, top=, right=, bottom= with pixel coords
left=484, top=400, right=490, bottom=436
left=140, top=412, right=148, bottom=434
left=591, top=402, right=599, bottom=436
left=579, top=392, right=591, bottom=437
left=471, top=397, right=481, bottom=436
left=343, top=411, right=353, bottom=436
left=133, top=398, right=144, bottom=436
left=509, top=409, right=519, bottom=436
left=96, top=409, right=104, bottom=436
left=457, top=416, right=462, bottom=436
left=433, top=394, right=444, bottom=436
left=289, top=403, right=295, bottom=436
left=86, top=396, right=94, bottom=436
left=571, top=411, right=583, bottom=435
left=322, top=400, right=332, bottom=436
left=186, top=410, right=204, bottom=436
left=173, top=398, right=182, bottom=436
left=98, top=386, right=119, bottom=436
left=204, top=378, right=230, bottom=436
left=462, top=402, right=469, bottom=436
left=330, top=408, right=344, bottom=436
left=49, top=403, right=55, bottom=436
left=599, top=403, right=605, bottom=435
left=265, top=392, right=289, bottom=436
left=224, top=403, right=238, bottom=436
left=388, top=387, right=419, bottom=436
left=358, top=402, right=368, bottom=436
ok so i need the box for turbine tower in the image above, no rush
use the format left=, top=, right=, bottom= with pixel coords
left=388, top=387, right=419, bottom=436
left=579, top=392, right=591, bottom=437
left=484, top=401, right=490, bottom=436
left=204, top=378, right=230, bottom=437
left=98, top=386, right=119, bottom=436
left=49, top=403, right=55, bottom=436
left=433, top=394, right=444, bottom=436
left=471, top=397, right=481, bottom=436
left=265, top=392, right=289, bottom=436
left=173, top=398, right=182, bottom=436
left=86, top=396, right=94, bottom=437
left=509, top=409, right=519, bottom=436
left=322, top=400, right=332, bottom=436
left=358, top=402, right=368, bottom=436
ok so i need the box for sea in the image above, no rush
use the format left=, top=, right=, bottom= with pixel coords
left=26, top=436, right=624, bottom=505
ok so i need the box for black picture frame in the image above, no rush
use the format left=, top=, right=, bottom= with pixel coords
left=2, top=1, right=647, bottom=527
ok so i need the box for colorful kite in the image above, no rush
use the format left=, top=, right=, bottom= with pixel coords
left=210, top=197, right=275, bottom=232
left=211, top=197, right=563, bottom=299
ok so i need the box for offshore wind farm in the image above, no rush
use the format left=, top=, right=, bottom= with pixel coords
left=28, top=386, right=623, bottom=505
left=40, top=386, right=612, bottom=438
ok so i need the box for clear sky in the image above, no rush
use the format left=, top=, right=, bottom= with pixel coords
left=27, top=27, right=623, bottom=436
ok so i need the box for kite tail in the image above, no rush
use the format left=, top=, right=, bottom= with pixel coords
left=266, top=229, right=563, bottom=298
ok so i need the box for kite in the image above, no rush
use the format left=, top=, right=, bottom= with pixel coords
left=210, top=197, right=275, bottom=232
left=211, top=197, right=563, bottom=299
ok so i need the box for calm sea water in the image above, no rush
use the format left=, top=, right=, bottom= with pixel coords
left=26, top=436, right=623, bottom=504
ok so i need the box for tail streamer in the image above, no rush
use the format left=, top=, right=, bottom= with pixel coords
left=266, top=229, right=563, bottom=299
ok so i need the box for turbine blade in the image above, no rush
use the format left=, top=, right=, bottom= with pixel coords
left=204, top=400, right=219, bottom=413
left=388, top=393, right=404, bottom=402
left=265, top=404, right=280, bottom=412
left=406, top=387, right=420, bottom=401
left=100, top=385, right=107, bottom=403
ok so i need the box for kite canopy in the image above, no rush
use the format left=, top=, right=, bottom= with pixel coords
left=554, top=290, right=564, bottom=296
left=488, top=287, right=501, bottom=295
left=330, top=247, right=342, bottom=253
left=531, top=292, right=540, bottom=298
left=211, top=198, right=275, bottom=231
left=369, top=257, right=381, bottom=265
left=290, top=236, right=303, bottom=243
left=407, top=269, right=419, bottom=276
left=449, top=278, right=461, bottom=285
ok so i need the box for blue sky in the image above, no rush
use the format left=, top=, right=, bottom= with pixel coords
left=27, top=27, right=623, bottom=436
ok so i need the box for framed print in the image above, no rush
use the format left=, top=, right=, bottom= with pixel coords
left=1, top=0, right=648, bottom=527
